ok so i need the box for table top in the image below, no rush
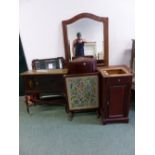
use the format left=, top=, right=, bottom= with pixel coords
left=20, top=69, right=68, bottom=76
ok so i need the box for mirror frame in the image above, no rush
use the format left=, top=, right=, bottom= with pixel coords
left=62, top=12, right=109, bottom=66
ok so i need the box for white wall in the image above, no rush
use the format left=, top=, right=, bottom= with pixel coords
left=19, top=0, right=134, bottom=69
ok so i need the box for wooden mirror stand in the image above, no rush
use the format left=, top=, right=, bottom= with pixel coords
left=62, top=13, right=109, bottom=66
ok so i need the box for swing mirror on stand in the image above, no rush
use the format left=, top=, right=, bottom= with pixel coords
left=62, top=13, right=109, bottom=66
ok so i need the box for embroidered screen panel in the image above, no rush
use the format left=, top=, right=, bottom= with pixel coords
left=66, top=75, right=99, bottom=110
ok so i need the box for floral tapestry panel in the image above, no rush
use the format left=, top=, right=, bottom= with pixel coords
left=66, top=75, right=99, bottom=110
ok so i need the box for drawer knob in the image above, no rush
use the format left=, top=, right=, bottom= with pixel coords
left=118, top=79, right=121, bottom=82
left=83, top=62, right=86, bottom=66
left=35, top=81, right=39, bottom=85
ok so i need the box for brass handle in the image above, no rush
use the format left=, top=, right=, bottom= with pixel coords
left=29, top=80, right=33, bottom=88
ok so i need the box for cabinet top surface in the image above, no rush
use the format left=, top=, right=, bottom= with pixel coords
left=21, top=69, right=68, bottom=76
left=97, top=65, right=133, bottom=78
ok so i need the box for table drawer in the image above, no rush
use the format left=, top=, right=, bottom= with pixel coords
left=34, top=75, right=65, bottom=92
left=24, top=75, right=65, bottom=93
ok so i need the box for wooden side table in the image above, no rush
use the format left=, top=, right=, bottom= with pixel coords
left=98, top=66, right=133, bottom=124
left=21, top=69, right=68, bottom=113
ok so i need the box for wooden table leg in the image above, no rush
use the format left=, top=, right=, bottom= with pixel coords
left=68, top=112, right=74, bottom=121
left=25, top=96, right=30, bottom=114
left=97, top=108, right=100, bottom=118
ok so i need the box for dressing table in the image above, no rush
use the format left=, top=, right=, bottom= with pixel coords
left=61, top=13, right=109, bottom=118
left=61, top=12, right=132, bottom=122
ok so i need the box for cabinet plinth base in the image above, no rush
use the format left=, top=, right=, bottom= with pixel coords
left=102, top=117, right=129, bottom=125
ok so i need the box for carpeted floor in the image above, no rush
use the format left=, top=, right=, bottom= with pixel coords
left=19, top=96, right=135, bottom=155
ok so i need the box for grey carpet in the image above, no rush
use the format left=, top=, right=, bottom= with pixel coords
left=19, top=97, right=135, bottom=155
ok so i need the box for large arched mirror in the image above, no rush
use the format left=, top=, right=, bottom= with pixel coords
left=62, top=13, right=109, bottom=66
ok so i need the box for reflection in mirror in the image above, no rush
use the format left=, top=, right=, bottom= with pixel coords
left=67, top=18, right=103, bottom=60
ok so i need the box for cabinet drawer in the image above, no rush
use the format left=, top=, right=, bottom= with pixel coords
left=68, top=60, right=96, bottom=74
left=107, top=76, right=132, bottom=85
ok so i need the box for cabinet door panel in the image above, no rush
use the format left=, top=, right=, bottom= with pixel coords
left=108, top=85, right=127, bottom=118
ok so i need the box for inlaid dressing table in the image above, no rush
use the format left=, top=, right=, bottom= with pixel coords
left=21, top=69, right=68, bottom=113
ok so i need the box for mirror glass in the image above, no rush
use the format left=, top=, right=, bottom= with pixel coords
left=67, top=18, right=104, bottom=60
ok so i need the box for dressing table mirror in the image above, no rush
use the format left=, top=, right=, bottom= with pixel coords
left=62, top=13, right=109, bottom=66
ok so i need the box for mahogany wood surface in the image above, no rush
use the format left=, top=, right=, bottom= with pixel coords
left=98, top=65, right=132, bottom=124
left=67, top=58, right=97, bottom=74
left=21, top=69, right=68, bottom=76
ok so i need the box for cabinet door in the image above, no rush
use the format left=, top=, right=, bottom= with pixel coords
left=107, top=84, right=128, bottom=118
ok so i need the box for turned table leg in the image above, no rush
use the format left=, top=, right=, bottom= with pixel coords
left=97, top=109, right=100, bottom=118
left=25, top=96, right=30, bottom=114
left=68, top=112, right=74, bottom=121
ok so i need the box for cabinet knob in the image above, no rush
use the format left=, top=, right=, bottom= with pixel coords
left=107, top=101, right=109, bottom=105
left=118, top=79, right=121, bottom=82
left=83, top=62, right=86, bottom=66
left=35, top=81, right=39, bottom=85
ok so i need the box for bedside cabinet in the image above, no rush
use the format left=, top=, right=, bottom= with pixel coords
left=98, top=66, right=133, bottom=124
